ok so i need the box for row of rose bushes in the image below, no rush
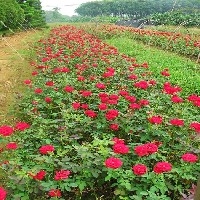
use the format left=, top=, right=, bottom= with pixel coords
left=79, top=24, right=200, bottom=59
left=0, top=25, right=199, bottom=199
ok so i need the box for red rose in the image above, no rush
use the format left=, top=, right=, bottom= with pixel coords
left=72, top=102, right=81, bottom=110
left=128, top=74, right=137, bottom=80
left=33, top=170, right=46, bottom=180
left=96, top=83, right=106, bottom=89
left=110, top=124, right=119, bottom=131
left=181, top=153, right=198, bottom=163
left=135, top=143, right=158, bottom=156
left=6, top=142, right=18, bottom=150
left=125, top=95, right=136, bottom=103
left=81, top=104, right=89, bottom=110
left=169, top=118, right=184, bottom=126
left=187, top=94, right=200, bottom=102
left=146, top=143, right=158, bottom=154
left=105, top=109, right=119, bottom=121
left=0, top=125, right=14, bottom=136
left=113, top=143, right=129, bottom=154
left=130, top=103, right=141, bottom=110
left=148, top=116, right=163, bottom=124
left=134, top=80, right=149, bottom=90
left=39, top=145, right=55, bottom=154
left=64, top=85, right=74, bottom=93
left=48, top=189, right=61, bottom=197
left=0, top=187, right=7, bottom=200
left=105, top=157, right=123, bottom=169
left=77, top=76, right=85, bottom=81
left=134, top=145, right=148, bottom=157
left=153, top=162, right=172, bottom=174
left=85, top=110, right=97, bottom=118
left=54, top=170, right=70, bottom=181
left=163, top=82, right=182, bottom=95
left=118, top=90, right=129, bottom=97
left=98, top=103, right=107, bottom=111
left=24, top=79, right=32, bottom=85
left=44, top=97, right=52, bottom=103
left=81, top=90, right=92, bottom=97
left=32, top=71, right=38, bottom=76
left=34, top=88, right=43, bottom=94
left=171, top=95, right=183, bottom=103
left=15, top=122, right=30, bottom=131
left=161, top=69, right=170, bottom=76
left=139, top=99, right=149, bottom=106
left=45, top=81, right=54, bottom=86
left=190, top=122, right=200, bottom=133
left=132, top=164, right=148, bottom=175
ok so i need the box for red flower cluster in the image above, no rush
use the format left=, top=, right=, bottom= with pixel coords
left=48, top=189, right=61, bottom=197
left=6, top=142, right=18, bottom=150
left=148, top=116, right=163, bottom=124
left=190, top=122, right=200, bottom=133
left=54, top=170, right=71, bottom=181
left=153, top=161, right=172, bottom=174
left=105, top=157, right=123, bottom=169
left=105, top=109, right=119, bottom=120
left=134, top=143, right=158, bottom=156
left=85, top=110, right=97, bottom=118
left=15, top=122, right=30, bottom=131
left=39, top=145, right=55, bottom=154
left=132, top=164, right=148, bottom=176
left=134, top=80, right=149, bottom=90
left=32, top=170, right=46, bottom=180
left=163, top=82, right=182, bottom=95
left=169, top=118, right=184, bottom=126
left=0, top=187, right=7, bottom=200
left=113, top=143, right=129, bottom=154
left=0, top=125, right=14, bottom=136
left=181, top=153, right=198, bottom=163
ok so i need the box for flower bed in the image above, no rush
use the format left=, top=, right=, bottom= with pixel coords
left=79, top=24, right=200, bottom=59
left=0, top=25, right=200, bottom=199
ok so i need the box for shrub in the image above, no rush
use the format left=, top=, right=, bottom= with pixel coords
left=0, top=25, right=199, bottom=199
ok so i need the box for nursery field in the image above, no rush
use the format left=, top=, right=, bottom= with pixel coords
left=0, top=24, right=200, bottom=200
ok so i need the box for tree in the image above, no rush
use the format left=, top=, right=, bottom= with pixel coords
left=16, top=0, right=46, bottom=28
left=0, top=0, right=24, bottom=31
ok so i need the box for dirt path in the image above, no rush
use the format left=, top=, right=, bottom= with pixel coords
left=0, top=30, right=44, bottom=124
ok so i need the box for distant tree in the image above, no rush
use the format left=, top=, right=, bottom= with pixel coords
left=16, top=0, right=46, bottom=28
left=0, top=0, right=24, bottom=31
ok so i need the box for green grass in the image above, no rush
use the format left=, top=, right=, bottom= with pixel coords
left=105, top=36, right=200, bottom=95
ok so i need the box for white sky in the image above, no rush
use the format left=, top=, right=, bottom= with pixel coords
left=41, top=0, right=92, bottom=16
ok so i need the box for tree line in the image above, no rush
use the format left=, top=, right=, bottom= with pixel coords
left=0, top=0, right=45, bottom=32
left=75, top=0, right=200, bottom=19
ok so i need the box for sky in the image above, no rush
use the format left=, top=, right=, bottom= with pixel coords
left=40, top=0, right=92, bottom=16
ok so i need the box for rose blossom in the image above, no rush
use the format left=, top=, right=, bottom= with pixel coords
left=132, top=164, right=148, bottom=175
left=105, top=157, right=123, bottom=169
left=181, top=153, right=198, bottom=163
left=153, top=162, right=172, bottom=174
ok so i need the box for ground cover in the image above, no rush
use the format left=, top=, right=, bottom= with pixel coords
left=0, top=25, right=199, bottom=200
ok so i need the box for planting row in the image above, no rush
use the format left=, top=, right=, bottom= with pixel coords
left=79, top=24, right=200, bottom=59
left=0, top=25, right=199, bottom=199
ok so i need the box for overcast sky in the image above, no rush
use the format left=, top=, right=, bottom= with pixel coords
left=40, top=0, right=92, bottom=16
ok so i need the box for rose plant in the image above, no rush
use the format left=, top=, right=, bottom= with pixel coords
left=0, top=25, right=199, bottom=199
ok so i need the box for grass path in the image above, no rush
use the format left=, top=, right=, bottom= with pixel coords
left=0, top=30, right=46, bottom=124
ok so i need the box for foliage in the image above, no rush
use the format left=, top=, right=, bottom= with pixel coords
left=150, top=9, right=200, bottom=27
left=75, top=0, right=200, bottom=19
left=0, top=0, right=24, bottom=31
left=0, top=25, right=200, bottom=199
left=45, top=8, right=71, bottom=23
left=16, top=0, right=46, bottom=28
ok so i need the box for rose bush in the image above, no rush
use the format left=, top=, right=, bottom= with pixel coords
left=0, top=25, right=199, bottom=199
